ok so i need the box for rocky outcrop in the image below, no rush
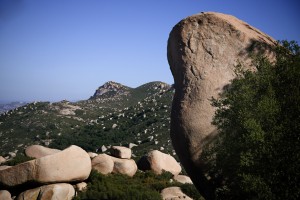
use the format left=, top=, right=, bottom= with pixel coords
left=0, top=190, right=12, bottom=200
left=110, top=146, right=131, bottom=159
left=91, top=81, right=131, bottom=99
left=161, top=187, right=192, bottom=200
left=137, top=150, right=181, bottom=175
left=92, top=154, right=114, bottom=175
left=167, top=12, right=276, bottom=199
left=173, top=175, right=193, bottom=184
left=16, top=183, right=75, bottom=200
left=25, top=145, right=61, bottom=159
left=0, top=145, right=91, bottom=187
left=111, top=156, right=137, bottom=177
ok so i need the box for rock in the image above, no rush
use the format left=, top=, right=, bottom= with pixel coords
left=128, top=143, right=138, bottom=149
left=0, top=145, right=91, bottom=187
left=0, top=190, right=12, bottom=200
left=0, top=156, right=5, bottom=164
left=25, top=144, right=61, bottom=159
left=0, top=166, right=11, bottom=171
left=92, top=154, right=114, bottom=175
left=173, top=175, right=193, bottom=184
left=167, top=12, right=275, bottom=199
left=16, top=183, right=75, bottom=200
left=100, top=145, right=107, bottom=153
left=75, top=182, right=87, bottom=191
left=137, top=150, right=181, bottom=175
left=110, top=146, right=131, bottom=159
left=88, top=152, right=98, bottom=158
left=111, top=157, right=137, bottom=177
left=161, top=187, right=192, bottom=200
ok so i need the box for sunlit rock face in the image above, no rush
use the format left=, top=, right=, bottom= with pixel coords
left=167, top=12, right=275, bottom=199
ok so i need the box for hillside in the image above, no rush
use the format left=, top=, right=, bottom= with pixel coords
left=0, top=81, right=174, bottom=159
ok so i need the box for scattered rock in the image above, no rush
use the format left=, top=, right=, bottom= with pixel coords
left=111, top=157, right=137, bottom=177
left=25, top=145, right=61, bottom=159
left=173, top=175, right=193, bottom=184
left=0, top=190, right=12, bottom=200
left=16, top=183, right=75, bottom=200
left=128, top=143, right=138, bottom=149
left=100, top=145, right=107, bottom=153
left=161, top=187, right=192, bottom=200
left=110, top=146, right=131, bottom=159
left=75, top=182, right=87, bottom=192
left=168, top=11, right=276, bottom=199
left=0, top=145, right=91, bottom=187
left=92, top=154, right=114, bottom=175
left=137, top=150, right=181, bottom=175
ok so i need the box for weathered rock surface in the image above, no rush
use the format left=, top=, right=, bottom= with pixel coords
left=0, top=190, right=12, bottom=200
left=75, top=182, right=87, bottom=192
left=0, top=145, right=91, bottom=187
left=111, top=156, right=137, bottom=177
left=16, top=183, right=75, bottom=200
left=92, top=154, right=114, bottom=175
left=167, top=12, right=276, bottom=199
left=137, top=150, right=181, bottom=175
left=0, top=166, right=11, bottom=171
left=110, top=146, right=131, bottom=159
left=0, top=156, right=5, bottom=164
left=161, top=187, right=192, bottom=200
left=88, top=152, right=98, bottom=158
left=25, top=145, right=61, bottom=159
left=173, top=175, right=193, bottom=184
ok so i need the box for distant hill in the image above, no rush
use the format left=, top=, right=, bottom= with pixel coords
left=0, top=102, right=28, bottom=114
left=0, top=81, right=175, bottom=159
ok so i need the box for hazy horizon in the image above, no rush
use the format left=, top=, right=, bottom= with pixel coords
left=1, top=0, right=299, bottom=102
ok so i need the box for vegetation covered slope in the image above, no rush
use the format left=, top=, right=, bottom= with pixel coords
left=0, top=81, right=175, bottom=158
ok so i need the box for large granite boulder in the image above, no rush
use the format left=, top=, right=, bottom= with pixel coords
left=167, top=12, right=275, bottom=199
left=110, top=146, right=131, bottom=159
left=25, top=145, right=61, bottom=159
left=0, top=145, right=91, bottom=187
left=137, top=150, right=181, bottom=175
left=111, top=156, right=137, bottom=177
left=16, top=183, right=75, bottom=200
left=92, top=153, right=114, bottom=175
left=173, top=175, right=193, bottom=184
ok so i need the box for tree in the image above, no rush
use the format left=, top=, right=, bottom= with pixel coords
left=210, top=41, right=300, bottom=199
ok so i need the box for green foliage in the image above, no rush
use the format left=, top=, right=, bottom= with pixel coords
left=210, top=41, right=300, bottom=199
left=180, top=184, right=205, bottom=200
left=74, top=171, right=180, bottom=200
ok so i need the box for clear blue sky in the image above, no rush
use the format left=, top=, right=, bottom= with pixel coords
left=0, top=0, right=299, bottom=102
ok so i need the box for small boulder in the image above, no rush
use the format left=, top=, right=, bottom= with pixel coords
left=17, top=183, right=75, bottom=200
left=0, top=145, right=91, bottom=187
left=92, top=154, right=114, bottom=175
left=111, top=157, right=137, bottom=177
left=173, top=175, right=193, bottom=184
left=25, top=145, right=61, bottom=159
left=161, top=187, right=192, bottom=200
left=128, top=143, right=138, bottom=149
left=0, top=156, right=5, bottom=164
left=88, top=152, right=98, bottom=158
left=0, top=190, right=12, bottom=200
left=137, top=150, right=181, bottom=175
left=75, top=182, right=87, bottom=192
left=110, top=146, right=131, bottom=159
left=0, top=166, right=11, bottom=171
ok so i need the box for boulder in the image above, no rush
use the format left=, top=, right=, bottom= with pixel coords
left=25, top=144, right=61, bottom=159
left=161, top=187, right=192, bottom=200
left=16, top=183, right=75, bottom=200
left=75, top=182, right=87, bottom=191
left=167, top=12, right=275, bottom=199
left=110, top=146, right=131, bottom=159
left=92, top=154, right=114, bottom=175
left=111, top=156, right=137, bottom=177
left=0, top=190, right=12, bottom=200
left=0, top=156, right=5, bottom=164
left=173, top=175, right=193, bottom=184
left=0, top=145, right=91, bottom=187
left=128, top=143, right=138, bottom=149
left=88, top=152, right=98, bottom=158
left=137, top=150, right=181, bottom=175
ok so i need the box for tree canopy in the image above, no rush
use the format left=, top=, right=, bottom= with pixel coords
left=210, top=41, right=300, bottom=199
